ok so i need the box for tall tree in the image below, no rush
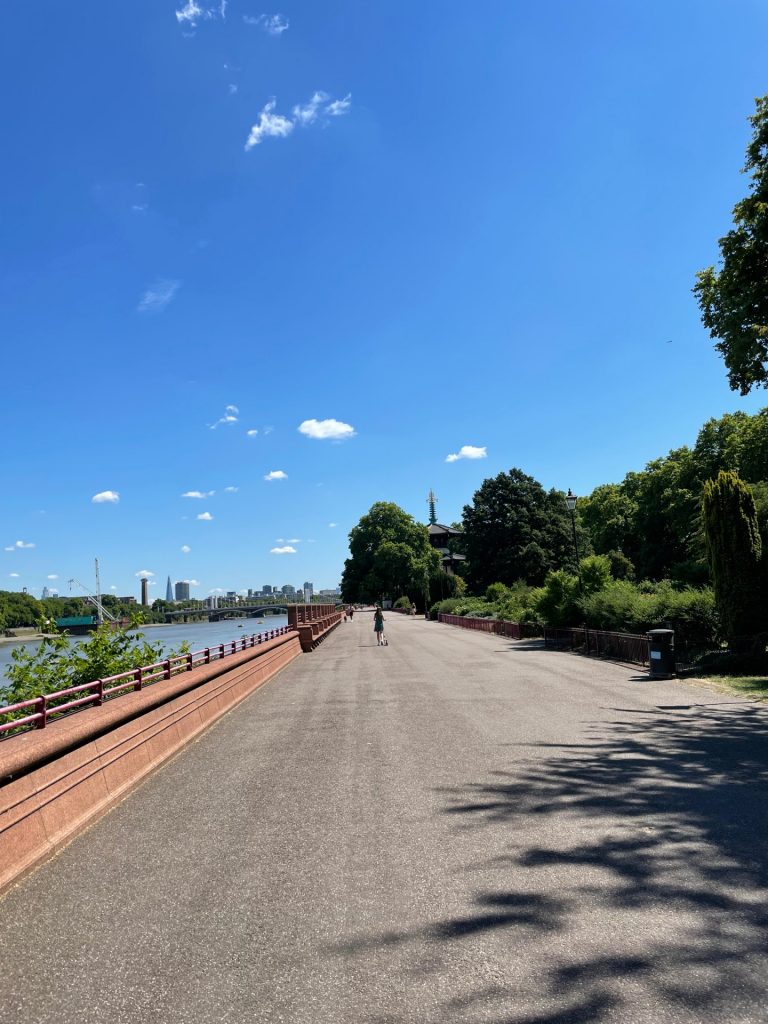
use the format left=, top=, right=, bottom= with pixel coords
left=695, top=95, right=768, bottom=394
left=461, top=469, right=583, bottom=592
left=341, top=502, right=439, bottom=603
left=702, top=470, right=764, bottom=644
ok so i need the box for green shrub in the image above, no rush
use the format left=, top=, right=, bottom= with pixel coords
left=393, top=596, right=412, bottom=610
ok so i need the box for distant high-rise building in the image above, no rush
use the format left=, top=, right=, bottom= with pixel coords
left=165, top=576, right=174, bottom=602
left=41, top=586, right=50, bottom=600
left=262, top=585, right=273, bottom=595
left=141, top=578, right=149, bottom=605
left=281, top=584, right=296, bottom=596
left=303, top=581, right=314, bottom=603
left=175, top=581, right=190, bottom=602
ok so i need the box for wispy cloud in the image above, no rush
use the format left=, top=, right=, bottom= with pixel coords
left=182, top=578, right=201, bottom=586
left=328, top=522, right=338, bottom=528
left=181, top=545, right=191, bottom=553
left=245, top=100, right=294, bottom=150
left=224, top=486, right=239, bottom=493
left=197, top=512, right=214, bottom=521
left=9, top=572, right=20, bottom=578
left=92, top=490, right=120, bottom=503
left=292, top=91, right=329, bottom=127
left=326, top=94, right=352, bottom=117
left=176, top=1, right=227, bottom=28
left=244, top=13, right=289, bottom=34
left=47, top=574, right=59, bottom=580
left=6, top=539, right=35, bottom=549
left=228, top=83, right=238, bottom=95
left=210, top=404, right=239, bottom=429
left=298, top=418, right=356, bottom=441
left=446, top=445, right=487, bottom=463
left=286, top=537, right=300, bottom=544
left=138, top=279, right=180, bottom=314
left=182, top=490, right=215, bottom=499
left=246, top=428, right=259, bottom=437
left=270, top=545, right=296, bottom=554
left=245, top=91, right=351, bottom=150
left=264, top=470, right=287, bottom=481
left=135, top=569, right=155, bottom=578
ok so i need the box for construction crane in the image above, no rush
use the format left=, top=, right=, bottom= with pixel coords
left=68, top=558, right=117, bottom=625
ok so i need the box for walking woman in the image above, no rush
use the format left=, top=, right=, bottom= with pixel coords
left=373, top=604, right=385, bottom=646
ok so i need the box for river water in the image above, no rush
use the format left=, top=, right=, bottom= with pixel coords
left=0, top=616, right=289, bottom=692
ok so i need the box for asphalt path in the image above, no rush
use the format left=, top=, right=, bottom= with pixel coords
left=2, top=612, right=768, bottom=1024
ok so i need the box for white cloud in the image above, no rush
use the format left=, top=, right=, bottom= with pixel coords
left=9, top=572, right=19, bottom=578
left=298, top=418, right=356, bottom=441
left=445, top=445, right=488, bottom=463
left=47, top=574, right=59, bottom=580
left=224, top=485, right=239, bottom=493
left=210, top=404, right=239, bottom=429
left=328, top=522, right=338, bottom=528
left=12, top=540, right=35, bottom=549
left=110, top=585, right=117, bottom=591
left=292, top=91, right=329, bottom=127
left=92, top=490, right=120, bottom=504
left=263, top=425, right=274, bottom=435
left=264, top=470, right=287, bottom=481
left=244, top=13, right=289, bottom=34
left=176, top=1, right=226, bottom=27
left=286, top=538, right=301, bottom=544
left=326, top=94, right=352, bottom=117
left=181, top=545, right=191, bottom=554
left=138, top=279, right=180, bottom=314
left=182, top=579, right=201, bottom=586
left=135, top=569, right=155, bottom=578
left=197, top=512, right=214, bottom=521
left=246, top=428, right=259, bottom=437
left=270, top=545, right=297, bottom=555
left=182, top=490, right=214, bottom=499
left=245, top=91, right=351, bottom=151
left=209, top=588, right=226, bottom=594
left=229, top=83, right=238, bottom=95
left=3, top=546, right=14, bottom=552
left=245, top=100, right=295, bottom=150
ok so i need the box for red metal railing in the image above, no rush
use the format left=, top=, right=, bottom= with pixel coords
left=0, top=627, right=294, bottom=738
left=438, top=613, right=541, bottom=640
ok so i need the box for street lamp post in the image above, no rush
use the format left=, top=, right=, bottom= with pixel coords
left=565, top=489, right=583, bottom=596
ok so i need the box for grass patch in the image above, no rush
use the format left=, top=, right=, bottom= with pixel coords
left=702, top=674, right=768, bottom=700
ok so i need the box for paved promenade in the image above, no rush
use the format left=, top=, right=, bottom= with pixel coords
left=2, top=613, right=768, bottom=1023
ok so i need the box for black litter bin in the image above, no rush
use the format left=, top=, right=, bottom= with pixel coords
left=647, top=629, right=675, bottom=679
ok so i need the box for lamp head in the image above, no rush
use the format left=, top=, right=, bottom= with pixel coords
left=565, top=489, right=578, bottom=513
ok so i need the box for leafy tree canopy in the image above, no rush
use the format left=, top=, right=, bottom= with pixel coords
left=695, top=95, right=768, bottom=394
left=461, top=468, right=585, bottom=591
left=341, top=502, right=439, bottom=603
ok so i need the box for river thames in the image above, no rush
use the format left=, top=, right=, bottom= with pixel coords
left=0, top=616, right=289, bottom=691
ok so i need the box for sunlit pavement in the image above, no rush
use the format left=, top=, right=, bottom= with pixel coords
left=2, top=611, right=768, bottom=1023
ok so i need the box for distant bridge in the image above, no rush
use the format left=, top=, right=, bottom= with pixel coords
left=164, top=604, right=289, bottom=624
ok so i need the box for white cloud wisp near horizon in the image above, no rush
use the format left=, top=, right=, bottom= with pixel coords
left=92, top=490, right=120, bottom=503
left=264, top=470, right=287, bottom=481
left=270, top=545, right=296, bottom=555
left=298, top=418, right=356, bottom=441
left=445, top=445, right=488, bottom=463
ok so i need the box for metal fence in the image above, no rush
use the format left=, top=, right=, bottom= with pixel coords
left=438, top=614, right=542, bottom=640
left=543, top=627, right=650, bottom=667
left=0, top=627, right=294, bottom=739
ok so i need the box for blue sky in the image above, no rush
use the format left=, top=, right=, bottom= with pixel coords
left=2, top=1, right=767, bottom=599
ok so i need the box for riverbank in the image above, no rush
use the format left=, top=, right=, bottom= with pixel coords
left=0, top=633, right=57, bottom=647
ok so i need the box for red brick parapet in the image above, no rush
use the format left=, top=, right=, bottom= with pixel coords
left=0, top=631, right=302, bottom=895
